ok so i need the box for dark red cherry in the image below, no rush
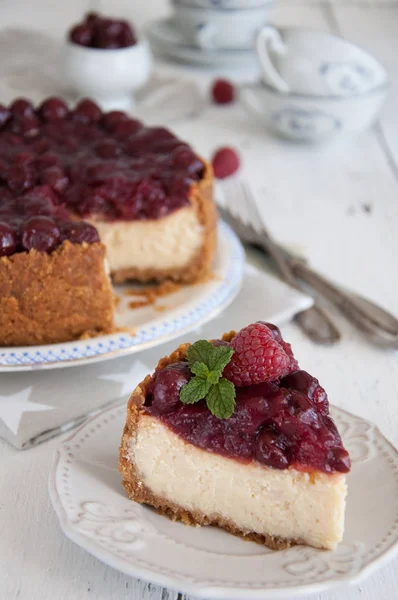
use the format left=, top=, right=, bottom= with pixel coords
left=22, top=185, right=59, bottom=215
left=150, top=362, right=191, bottom=414
left=102, top=110, right=129, bottom=131
left=40, top=166, right=69, bottom=194
left=12, top=151, right=35, bottom=165
left=30, top=138, right=51, bottom=155
left=36, top=152, right=59, bottom=170
left=280, top=371, right=329, bottom=416
left=10, top=98, right=35, bottom=120
left=39, top=97, right=69, bottom=121
left=11, top=115, right=40, bottom=139
left=95, top=139, right=121, bottom=159
left=255, top=428, right=289, bottom=469
left=0, top=159, right=8, bottom=180
left=7, top=164, right=37, bottom=193
left=61, top=221, right=100, bottom=244
left=112, top=119, right=141, bottom=139
left=21, top=216, right=61, bottom=252
left=172, top=146, right=195, bottom=169
left=70, top=24, right=93, bottom=46
left=0, top=222, right=17, bottom=256
left=260, top=322, right=282, bottom=342
left=73, top=99, right=102, bottom=123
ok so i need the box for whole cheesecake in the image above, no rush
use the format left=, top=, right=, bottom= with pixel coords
left=0, top=97, right=216, bottom=345
left=120, top=323, right=350, bottom=551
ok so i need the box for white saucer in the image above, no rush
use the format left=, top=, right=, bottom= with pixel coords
left=146, top=18, right=260, bottom=68
left=49, top=402, right=398, bottom=599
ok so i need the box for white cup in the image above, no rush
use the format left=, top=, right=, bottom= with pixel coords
left=63, top=39, right=153, bottom=112
left=256, top=25, right=388, bottom=96
left=240, top=80, right=389, bottom=142
left=173, top=1, right=273, bottom=50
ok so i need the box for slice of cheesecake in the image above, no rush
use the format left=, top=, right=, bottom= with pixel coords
left=119, top=323, right=350, bottom=551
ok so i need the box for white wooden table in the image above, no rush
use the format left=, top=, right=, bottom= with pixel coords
left=1, top=0, right=398, bottom=598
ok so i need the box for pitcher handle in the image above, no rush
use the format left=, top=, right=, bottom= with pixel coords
left=256, top=26, right=290, bottom=93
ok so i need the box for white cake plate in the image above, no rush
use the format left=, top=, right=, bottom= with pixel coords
left=49, top=402, right=398, bottom=599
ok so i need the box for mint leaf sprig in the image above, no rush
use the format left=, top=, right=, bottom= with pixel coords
left=179, top=340, right=236, bottom=419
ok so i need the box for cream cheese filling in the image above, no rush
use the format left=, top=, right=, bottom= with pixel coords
left=90, top=206, right=203, bottom=273
left=128, top=414, right=348, bottom=550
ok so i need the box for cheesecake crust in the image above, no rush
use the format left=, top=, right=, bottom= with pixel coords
left=0, top=241, right=114, bottom=346
left=111, top=161, right=217, bottom=284
left=119, top=337, right=305, bottom=551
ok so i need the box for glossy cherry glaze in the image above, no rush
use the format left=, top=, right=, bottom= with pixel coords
left=146, top=360, right=350, bottom=475
left=0, top=98, right=203, bottom=256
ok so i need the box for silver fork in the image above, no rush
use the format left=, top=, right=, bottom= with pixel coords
left=221, top=179, right=342, bottom=345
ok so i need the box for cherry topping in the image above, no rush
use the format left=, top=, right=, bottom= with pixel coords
left=40, top=166, right=69, bottom=194
left=102, top=110, right=129, bottom=131
left=13, top=152, right=35, bottom=165
left=21, top=216, right=61, bottom=252
left=10, top=98, right=35, bottom=120
left=146, top=327, right=350, bottom=474
left=255, top=428, right=289, bottom=470
left=0, top=222, right=17, bottom=257
left=95, top=139, right=120, bottom=159
left=61, top=221, right=100, bottom=244
left=7, top=164, right=37, bottom=193
left=0, top=97, right=203, bottom=255
left=39, top=97, right=69, bottom=121
left=73, top=99, right=102, bottom=123
left=280, top=370, right=329, bottom=416
left=112, top=119, right=141, bottom=139
left=149, top=362, right=192, bottom=414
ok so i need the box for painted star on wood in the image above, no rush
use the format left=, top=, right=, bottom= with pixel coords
left=0, top=387, right=56, bottom=435
left=100, top=361, right=150, bottom=397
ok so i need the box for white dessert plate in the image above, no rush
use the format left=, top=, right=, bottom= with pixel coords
left=49, top=402, right=398, bottom=599
left=146, top=18, right=259, bottom=69
left=0, top=221, right=244, bottom=372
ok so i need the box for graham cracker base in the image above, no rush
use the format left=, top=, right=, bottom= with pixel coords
left=111, top=160, right=217, bottom=284
left=119, top=336, right=304, bottom=552
left=0, top=241, right=114, bottom=346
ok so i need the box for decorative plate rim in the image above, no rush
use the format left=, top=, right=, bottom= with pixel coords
left=49, top=402, right=398, bottom=599
left=0, top=221, right=244, bottom=372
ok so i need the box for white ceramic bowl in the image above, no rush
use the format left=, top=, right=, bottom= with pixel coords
left=63, top=39, right=153, bottom=112
left=240, top=81, right=389, bottom=142
left=172, top=1, right=273, bottom=49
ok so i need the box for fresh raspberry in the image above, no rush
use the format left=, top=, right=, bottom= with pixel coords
left=223, top=323, right=290, bottom=387
left=211, top=147, right=240, bottom=179
left=211, top=79, right=235, bottom=105
left=259, top=322, right=299, bottom=373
